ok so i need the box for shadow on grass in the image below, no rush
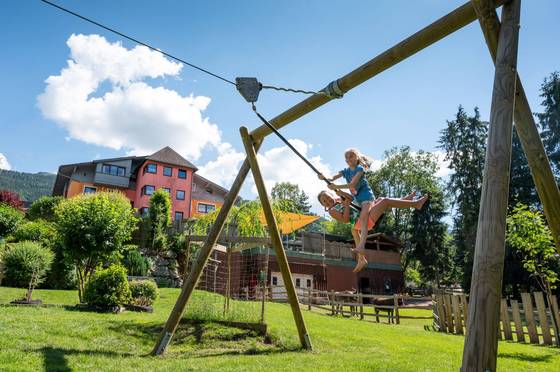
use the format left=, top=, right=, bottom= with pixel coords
left=106, top=318, right=299, bottom=357
left=498, top=352, right=555, bottom=363
left=38, top=346, right=135, bottom=372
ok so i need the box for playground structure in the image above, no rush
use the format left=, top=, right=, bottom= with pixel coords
left=151, top=1, right=560, bottom=370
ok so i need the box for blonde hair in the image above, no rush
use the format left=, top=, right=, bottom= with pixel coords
left=344, top=148, right=372, bottom=170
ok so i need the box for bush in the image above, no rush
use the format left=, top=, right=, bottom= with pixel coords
left=12, top=220, right=57, bottom=244
left=44, top=244, right=77, bottom=290
left=2, top=241, right=54, bottom=300
left=123, top=247, right=148, bottom=276
left=129, top=280, right=159, bottom=306
left=83, top=265, right=131, bottom=310
left=0, top=203, right=24, bottom=239
left=0, top=190, right=23, bottom=210
left=28, top=196, right=63, bottom=221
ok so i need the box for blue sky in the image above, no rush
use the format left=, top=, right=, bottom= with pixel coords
left=1, top=0, right=558, bottom=210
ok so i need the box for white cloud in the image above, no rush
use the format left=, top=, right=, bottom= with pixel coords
left=432, top=150, right=452, bottom=178
left=252, top=139, right=333, bottom=213
left=37, top=34, right=220, bottom=160
left=198, top=143, right=245, bottom=187
left=0, top=153, right=11, bottom=170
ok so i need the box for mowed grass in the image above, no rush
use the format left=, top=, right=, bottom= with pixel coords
left=0, top=287, right=558, bottom=371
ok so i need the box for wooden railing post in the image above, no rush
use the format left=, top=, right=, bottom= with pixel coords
left=359, top=293, right=364, bottom=320
left=393, top=294, right=400, bottom=325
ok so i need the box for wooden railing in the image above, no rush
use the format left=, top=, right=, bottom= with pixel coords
left=434, top=292, right=560, bottom=346
left=267, top=286, right=433, bottom=324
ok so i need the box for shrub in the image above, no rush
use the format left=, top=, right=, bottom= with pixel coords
left=123, top=247, right=148, bottom=276
left=0, top=190, right=23, bottom=210
left=129, top=280, right=159, bottom=306
left=0, top=203, right=24, bottom=239
left=2, top=241, right=54, bottom=301
left=55, top=191, right=138, bottom=302
left=83, top=265, right=131, bottom=310
left=12, top=220, right=57, bottom=244
left=28, top=196, right=63, bottom=221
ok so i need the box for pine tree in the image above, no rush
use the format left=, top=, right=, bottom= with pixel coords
left=536, top=71, right=560, bottom=176
left=439, top=106, right=488, bottom=291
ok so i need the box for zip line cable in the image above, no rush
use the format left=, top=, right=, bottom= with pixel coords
left=41, top=0, right=236, bottom=86
left=251, top=103, right=362, bottom=212
left=40, top=0, right=323, bottom=96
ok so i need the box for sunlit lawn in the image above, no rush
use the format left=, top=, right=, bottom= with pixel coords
left=0, top=287, right=558, bottom=371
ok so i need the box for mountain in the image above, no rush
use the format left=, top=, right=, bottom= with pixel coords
left=0, top=169, right=56, bottom=201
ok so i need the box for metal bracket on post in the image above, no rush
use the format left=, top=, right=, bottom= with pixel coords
left=320, top=79, right=345, bottom=99
left=236, top=77, right=262, bottom=103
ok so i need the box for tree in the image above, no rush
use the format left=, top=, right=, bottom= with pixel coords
left=438, top=106, right=488, bottom=291
left=536, top=71, right=560, bottom=175
left=148, top=189, right=172, bottom=254
left=367, top=146, right=449, bottom=276
left=507, top=203, right=560, bottom=344
left=3, top=241, right=54, bottom=302
left=55, top=191, right=138, bottom=302
left=508, top=131, right=539, bottom=207
left=28, top=196, right=63, bottom=221
left=271, top=182, right=311, bottom=214
left=0, top=203, right=24, bottom=239
left=409, top=188, right=455, bottom=286
left=0, top=190, right=23, bottom=210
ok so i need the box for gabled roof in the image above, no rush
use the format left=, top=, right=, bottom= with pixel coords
left=146, top=146, right=197, bottom=170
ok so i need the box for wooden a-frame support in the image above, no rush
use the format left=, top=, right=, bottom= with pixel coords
left=152, top=0, right=560, bottom=361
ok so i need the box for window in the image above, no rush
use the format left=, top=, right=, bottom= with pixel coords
left=144, top=163, right=157, bottom=174
left=101, top=164, right=126, bottom=177
left=306, top=279, right=311, bottom=288
left=84, top=186, right=97, bottom=194
left=139, top=207, right=149, bottom=216
left=197, top=203, right=216, bottom=214
left=174, top=211, right=184, bottom=221
left=163, top=166, right=172, bottom=177
left=272, top=277, right=277, bottom=286
left=142, top=185, right=155, bottom=196
left=176, top=190, right=185, bottom=200
left=163, top=188, right=171, bottom=194
left=295, top=278, right=301, bottom=288
left=178, top=169, right=187, bottom=179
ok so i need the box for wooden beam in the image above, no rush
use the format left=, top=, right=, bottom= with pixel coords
left=471, top=0, right=560, bottom=250
left=240, top=126, right=313, bottom=350
left=461, top=1, right=521, bottom=370
left=151, top=148, right=259, bottom=355
left=250, top=0, right=506, bottom=141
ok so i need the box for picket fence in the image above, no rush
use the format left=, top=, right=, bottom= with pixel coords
left=434, top=292, right=560, bottom=346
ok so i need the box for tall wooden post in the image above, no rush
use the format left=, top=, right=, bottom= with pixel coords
left=472, top=0, right=560, bottom=250
left=462, top=1, right=520, bottom=371
left=240, top=126, right=313, bottom=350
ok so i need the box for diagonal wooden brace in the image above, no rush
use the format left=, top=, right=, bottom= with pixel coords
left=472, top=0, right=560, bottom=250
left=240, top=126, right=313, bottom=350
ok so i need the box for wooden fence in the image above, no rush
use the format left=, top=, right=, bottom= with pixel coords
left=268, top=286, right=433, bottom=324
left=434, top=292, right=560, bottom=346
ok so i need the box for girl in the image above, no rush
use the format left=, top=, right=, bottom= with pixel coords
left=318, top=189, right=427, bottom=272
left=319, top=148, right=427, bottom=272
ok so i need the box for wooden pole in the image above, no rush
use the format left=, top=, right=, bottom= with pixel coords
left=461, top=1, right=521, bottom=370
left=240, top=126, right=313, bottom=350
left=471, top=0, right=560, bottom=250
left=250, top=0, right=506, bottom=141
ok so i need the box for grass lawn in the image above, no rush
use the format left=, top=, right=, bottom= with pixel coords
left=0, top=287, right=558, bottom=371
